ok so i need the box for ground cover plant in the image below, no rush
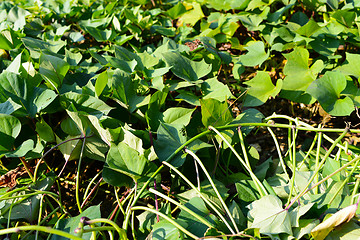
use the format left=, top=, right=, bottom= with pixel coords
left=2, top=0, right=360, bottom=239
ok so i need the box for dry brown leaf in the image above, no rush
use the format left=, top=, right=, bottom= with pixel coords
left=311, top=204, right=358, bottom=240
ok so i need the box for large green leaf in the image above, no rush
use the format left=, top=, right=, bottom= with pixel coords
left=201, top=77, right=233, bottom=101
left=247, top=195, right=293, bottom=235
left=307, top=71, right=354, bottom=116
left=200, top=98, right=233, bottom=128
left=103, top=142, right=148, bottom=186
left=0, top=71, right=56, bottom=117
left=239, top=41, right=269, bottom=67
left=39, top=53, right=70, bottom=90
left=243, top=71, right=282, bottom=107
left=110, top=69, right=150, bottom=112
left=154, top=122, right=187, bottom=167
left=280, top=47, right=323, bottom=104
left=60, top=92, right=113, bottom=117
left=162, top=107, right=195, bottom=126
left=162, top=51, right=211, bottom=82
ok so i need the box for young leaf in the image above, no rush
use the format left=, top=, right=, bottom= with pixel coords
left=280, top=47, right=323, bottom=104
left=243, top=71, right=282, bottom=107
left=36, top=118, right=55, bottom=142
left=104, top=142, right=148, bottom=183
left=162, top=107, right=195, bottom=126
left=239, top=41, right=269, bottom=67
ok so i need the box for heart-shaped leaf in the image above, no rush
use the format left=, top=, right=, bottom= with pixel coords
left=307, top=71, right=354, bottom=116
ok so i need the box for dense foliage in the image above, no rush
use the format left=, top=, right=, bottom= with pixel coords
left=1, top=0, right=360, bottom=239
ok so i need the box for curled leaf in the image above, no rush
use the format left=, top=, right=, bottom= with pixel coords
left=311, top=204, right=358, bottom=240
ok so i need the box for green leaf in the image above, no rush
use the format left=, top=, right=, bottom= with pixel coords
left=65, top=49, right=82, bottom=66
left=239, top=41, right=269, bottom=67
left=151, top=220, right=185, bottom=240
left=95, top=70, right=108, bottom=97
left=154, top=122, right=187, bottom=167
left=0, top=98, right=22, bottom=115
left=162, top=107, right=195, bottom=126
left=332, top=9, right=355, bottom=27
left=0, top=113, right=21, bottom=152
left=247, top=195, right=292, bottom=235
left=39, top=53, right=70, bottom=90
left=337, top=53, right=360, bottom=78
left=111, top=69, right=150, bottom=112
left=36, top=118, right=55, bottom=142
left=231, top=108, right=264, bottom=135
left=104, top=142, right=148, bottom=184
left=1, top=176, right=54, bottom=222
left=235, top=179, right=260, bottom=203
left=51, top=205, right=101, bottom=240
left=165, top=2, right=187, bottom=19
left=84, top=26, right=116, bottom=42
left=6, top=52, right=22, bottom=73
left=178, top=197, right=216, bottom=237
left=201, top=77, right=233, bottom=101
left=177, top=2, right=204, bottom=26
left=296, top=18, right=321, bottom=37
left=5, top=139, right=34, bottom=158
left=60, top=92, right=113, bottom=117
left=307, top=71, right=354, bottom=116
left=243, top=71, right=282, bottom=107
left=146, top=90, right=168, bottom=131
left=56, top=135, right=82, bottom=161
left=200, top=98, right=233, bottom=128
left=280, top=47, right=323, bottom=104
left=162, top=51, right=211, bottom=82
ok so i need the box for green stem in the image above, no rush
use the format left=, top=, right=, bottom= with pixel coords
left=185, top=148, right=239, bottom=233
left=209, top=126, right=267, bottom=197
left=76, top=137, right=86, bottom=213
left=131, top=206, right=199, bottom=239
left=285, top=130, right=353, bottom=210
left=267, top=126, right=290, bottom=181
left=162, top=161, right=236, bottom=235
left=237, top=127, right=250, bottom=167
left=314, top=130, right=322, bottom=194
left=0, top=226, right=84, bottom=240
left=86, top=218, right=124, bottom=235
left=328, top=153, right=360, bottom=205
left=149, top=188, right=214, bottom=228
left=351, top=177, right=360, bottom=205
